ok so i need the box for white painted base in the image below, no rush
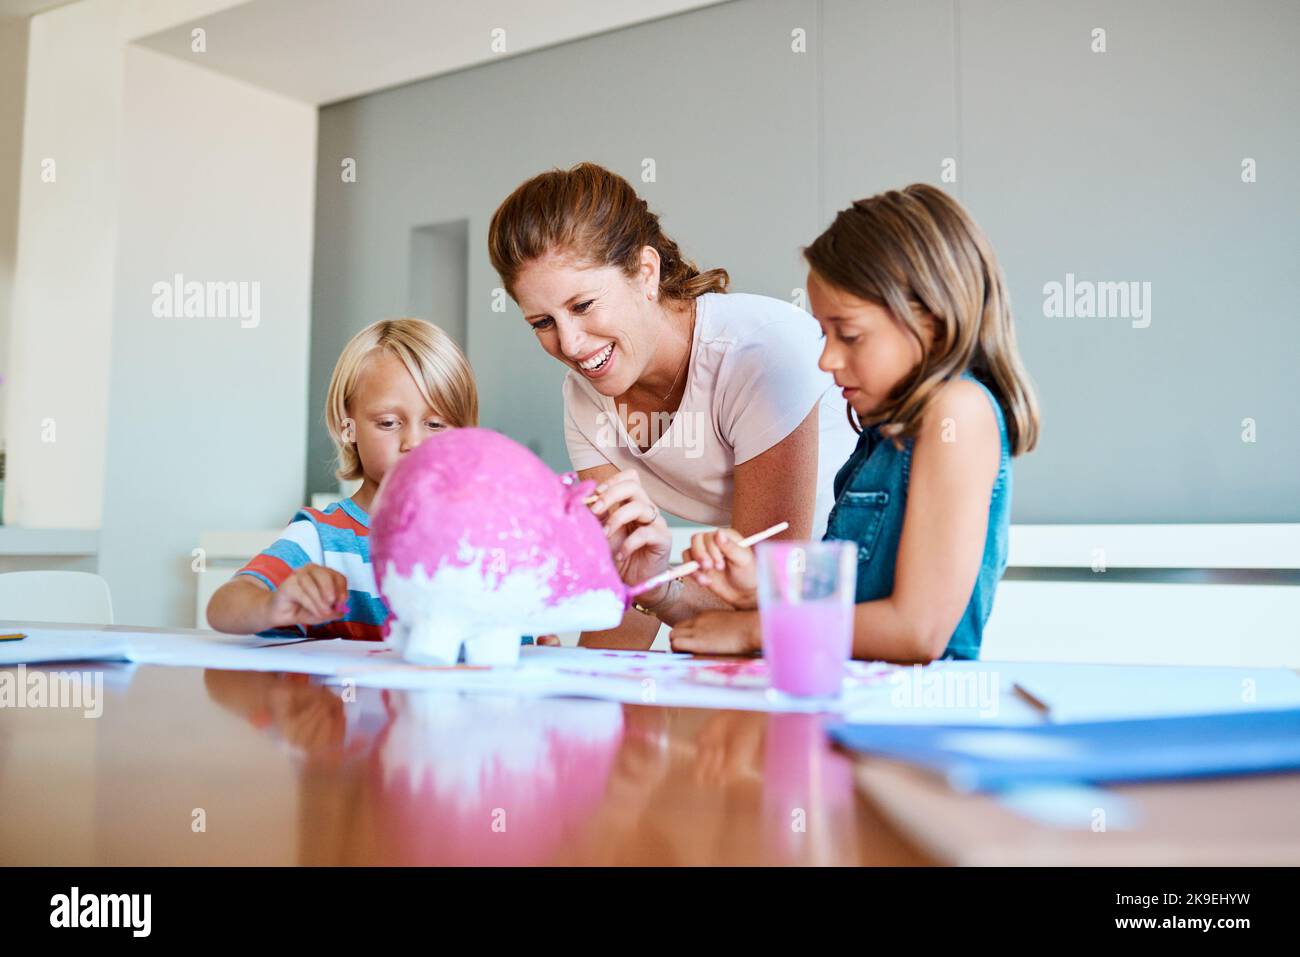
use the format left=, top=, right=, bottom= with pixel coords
left=397, top=620, right=522, bottom=667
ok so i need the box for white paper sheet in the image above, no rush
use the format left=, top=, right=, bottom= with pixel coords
left=6, top=622, right=1293, bottom=720
left=0, top=624, right=380, bottom=673
left=0, top=623, right=917, bottom=713
left=334, top=648, right=917, bottom=713
left=0, top=625, right=133, bottom=665
left=992, top=660, right=1300, bottom=723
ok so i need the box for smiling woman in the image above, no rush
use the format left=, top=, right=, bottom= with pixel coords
left=487, top=163, right=856, bottom=649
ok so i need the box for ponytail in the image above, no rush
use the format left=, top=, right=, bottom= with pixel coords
left=488, top=162, right=729, bottom=303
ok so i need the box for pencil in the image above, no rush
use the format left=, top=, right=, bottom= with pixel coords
left=1011, top=682, right=1053, bottom=722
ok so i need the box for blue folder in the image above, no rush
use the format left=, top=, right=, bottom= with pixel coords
left=827, top=708, right=1300, bottom=792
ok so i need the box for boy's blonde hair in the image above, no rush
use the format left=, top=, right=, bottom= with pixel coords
left=325, top=318, right=479, bottom=481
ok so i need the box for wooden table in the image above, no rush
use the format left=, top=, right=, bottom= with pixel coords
left=0, top=660, right=930, bottom=865
left=5, top=652, right=1298, bottom=866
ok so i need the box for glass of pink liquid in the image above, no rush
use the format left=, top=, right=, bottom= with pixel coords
left=755, top=541, right=856, bottom=699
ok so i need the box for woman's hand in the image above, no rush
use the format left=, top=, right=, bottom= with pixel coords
left=267, top=564, right=350, bottom=628
left=590, top=469, right=671, bottom=594
left=684, top=528, right=759, bottom=610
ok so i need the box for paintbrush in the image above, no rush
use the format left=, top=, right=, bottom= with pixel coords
left=625, top=521, right=789, bottom=600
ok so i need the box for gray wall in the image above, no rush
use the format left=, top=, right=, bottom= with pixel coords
left=309, top=0, right=1300, bottom=523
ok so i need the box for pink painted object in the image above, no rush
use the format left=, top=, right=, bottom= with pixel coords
left=370, top=428, right=627, bottom=665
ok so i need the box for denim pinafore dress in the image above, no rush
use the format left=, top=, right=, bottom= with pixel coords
left=821, top=372, right=1012, bottom=660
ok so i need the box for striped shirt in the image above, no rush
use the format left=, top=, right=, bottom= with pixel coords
left=236, top=498, right=390, bottom=641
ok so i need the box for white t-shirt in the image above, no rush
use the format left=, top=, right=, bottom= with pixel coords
left=563, top=292, right=858, bottom=537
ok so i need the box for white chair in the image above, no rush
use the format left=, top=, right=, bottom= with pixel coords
left=0, top=570, right=114, bottom=625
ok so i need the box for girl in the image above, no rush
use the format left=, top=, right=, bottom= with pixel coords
left=206, top=318, right=478, bottom=640
left=667, top=185, right=1040, bottom=662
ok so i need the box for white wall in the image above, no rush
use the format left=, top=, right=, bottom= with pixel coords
left=2, top=0, right=248, bottom=529
left=4, top=0, right=317, bottom=626
left=0, top=17, right=29, bottom=449
left=3, top=0, right=127, bottom=528
left=97, top=45, right=316, bottom=627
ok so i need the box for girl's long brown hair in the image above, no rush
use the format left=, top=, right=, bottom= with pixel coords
left=488, top=162, right=729, bottom=302
left=804, top=184, right=1039, bottom=455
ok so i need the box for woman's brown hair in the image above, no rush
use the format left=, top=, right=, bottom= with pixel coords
left=487, top=162, right=729, bottom=303
left=804, top=184, right=1040, bottom=456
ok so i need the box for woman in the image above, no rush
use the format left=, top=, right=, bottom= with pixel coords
left=488, top=163, right=855, bottom=649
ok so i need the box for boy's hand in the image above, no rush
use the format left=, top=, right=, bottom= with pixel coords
left=267, top=564, right=350, bottom=628
left=685, top=528, right=758, bottom=610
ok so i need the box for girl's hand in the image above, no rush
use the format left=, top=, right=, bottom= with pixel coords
left=267, top=564, right=350, bottom=628
left=590, top=469, right=671, bottom=594
left=685, top=528, right=758, bottom=611
left=669, top=610, right=762, bottom=656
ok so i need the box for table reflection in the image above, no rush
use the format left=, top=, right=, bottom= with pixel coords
left=201, top=669, right=882, bottom=865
